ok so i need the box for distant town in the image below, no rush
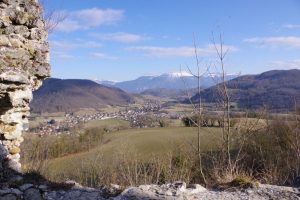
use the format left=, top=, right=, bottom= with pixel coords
left=26, top=102, right=172, bottom=136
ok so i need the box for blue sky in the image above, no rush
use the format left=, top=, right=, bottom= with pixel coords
left=44, top=0, right=300, bottom=81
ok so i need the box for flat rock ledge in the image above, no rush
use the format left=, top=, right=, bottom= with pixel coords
left=0, top=181, right=299, bottom=200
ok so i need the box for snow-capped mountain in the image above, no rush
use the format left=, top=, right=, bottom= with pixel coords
left=95, top=80, right=118, bottom=86
left=100, top=72, right=238, bottom=93
left=161, top=72, right=194, bottom=78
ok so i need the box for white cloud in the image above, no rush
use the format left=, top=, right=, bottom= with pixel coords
left=55, top=8, right=124, bottom=32
left=91, top=32, right=144, bottom=43
left=244, top=36, right=300, bottom=48
left=76, top=8, right=123, bottom=27
left=50, top=40, right=103, bottom=60
left=127, top=46, right=195, bottom=57
left=282, top=24, right=300, bottom=29
left=55, top=19, right=81, bottom=32
left=50, top=40, right=102, bottom=50
left=51, top=51, right=74, bottom=59
left=269, top=59, right=300, bottom=69
left=92, top=53, right=119, bottom=60
left=126, top=44, right=238, bottom=58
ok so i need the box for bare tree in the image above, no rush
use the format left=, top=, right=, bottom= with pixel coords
left=181, top=35, right=211, bottom=185
left=212, top=33, right=232, bottom=172
left=40, top=0, right=67, bottom=34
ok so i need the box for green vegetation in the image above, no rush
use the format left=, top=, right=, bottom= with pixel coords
left=84, top=118, right=130, bottom=131
left=22, top=119, right=130, bottom=163
left=75, top=108, right=99, bottom=116
left=161, top=104, right=194, bottom=113
left=22, top=108, right=300, bottom=188
left=56, top=127, right=221, bottom=160
left=181, top=115, right=238, bottom=127
left=243, top=118, right=300, bottom=185
left=22, top=125, right=223, bottom=187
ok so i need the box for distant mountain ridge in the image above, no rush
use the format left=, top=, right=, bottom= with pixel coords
left=190, top=69, right=300, bottom=111
left=30, top=78, right=133, bottom=113
left=99, top=72, right=238, bottom=93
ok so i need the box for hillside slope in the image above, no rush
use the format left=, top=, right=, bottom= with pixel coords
left=30, top=78, right=133, bottom=113
left=190, top=69, right=300, bottom=111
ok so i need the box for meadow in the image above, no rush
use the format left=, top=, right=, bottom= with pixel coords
left=21, top=116, right=225, bottom=186
left=22, top=104, right=300, bottom=188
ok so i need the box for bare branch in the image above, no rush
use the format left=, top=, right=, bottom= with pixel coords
left=40, top=0, right=67, bottom=34
left=44, top=10, right=67, bottom=34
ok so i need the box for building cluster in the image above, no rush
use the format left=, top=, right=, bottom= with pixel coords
left=27, top=102, right=165, bottom=136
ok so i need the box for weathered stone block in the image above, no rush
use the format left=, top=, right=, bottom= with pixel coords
left=23, top=188, right=43, bottom=200
left=0, top=0, right=50, bottom=178
left=15, top=11, right=29, bottom=25
left=0, top=123, right=16, bottom=134
left=0, top=35, right=10, bottom=47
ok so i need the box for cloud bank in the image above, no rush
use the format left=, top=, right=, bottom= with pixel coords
left=55, top=8, right=124, bottom=32
left=244, top=36, right=300, bottom=49
left=126, top=44, right=238, bottom=58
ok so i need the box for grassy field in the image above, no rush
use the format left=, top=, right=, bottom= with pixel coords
left=161, top=104, right=194, bottom=113
left=75, top=108, right=99, bottom=116
left=83, top=118, right=130, bottom=131
left=168, top=119, right=184, bottom=127
left=23, top=112, right=299, bottom=187
left=23, top=105, right=300, bottom=187
left=34, top=126, right=222, bottom=181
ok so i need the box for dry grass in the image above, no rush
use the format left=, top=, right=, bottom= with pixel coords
left=22, top=126, right=223, bottom=186
left=161, top=104, right=194, bottom=113
left=22, top=113, right=300, bottom=188
left=84, top=118, right=130, bottom=131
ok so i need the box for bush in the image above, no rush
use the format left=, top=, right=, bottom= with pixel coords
left=215, top=176, right=255, bottom=190
left=243, top=118, right=300, bottom=185
left=182, top=115, right=236, bottom=127
left=158, top=119, right=169, bottom=127
left=21, top=127, right=106, bottom=163
left=247, top=112, right=259, bottom=118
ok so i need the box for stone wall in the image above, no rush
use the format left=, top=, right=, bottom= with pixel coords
left=0, top=0, right=50, bottom=181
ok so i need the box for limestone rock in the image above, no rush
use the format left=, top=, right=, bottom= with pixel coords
left=0, top=35, right=10, bottom=47
left=0, top=181, right=299, bottom=200
left=19, top=184, right=33, bottom=191
left=0, top=194, right=17, bottom=200
left=186, top=184, right=207, bottom=194
left=0, top=0, right=50, bottom=180
left=24, top=188, right=43, bottom=200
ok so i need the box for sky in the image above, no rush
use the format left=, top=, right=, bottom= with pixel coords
left=44, top=0, right=300, bottom=81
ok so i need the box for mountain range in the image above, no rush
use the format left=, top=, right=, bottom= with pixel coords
left=30, top=70, right=300, bottom=113
left=30, top=78, right=133, bottom=113
left=98, top=72, right=238, bottom=93
left=190, top=69, right=300, bottom=111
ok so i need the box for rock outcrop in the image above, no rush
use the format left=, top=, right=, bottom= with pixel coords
left=0, top=181, right=299, bottom=200
left=0, top=0, right=50, bottom=181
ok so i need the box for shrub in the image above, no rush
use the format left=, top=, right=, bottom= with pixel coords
left=243, top=118, right=300, bottom=185
left=158, top=119, right=169, bottom=127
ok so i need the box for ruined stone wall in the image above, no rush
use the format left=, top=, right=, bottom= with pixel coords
left=0, top=0, right=50, bottom=181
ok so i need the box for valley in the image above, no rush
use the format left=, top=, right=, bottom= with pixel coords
left=1, top=1, right=299, bottom=199
left=21, top=69, right=300, bottom=188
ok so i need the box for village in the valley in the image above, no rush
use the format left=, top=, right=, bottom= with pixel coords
left=26, top=102, right=174, bottom=136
